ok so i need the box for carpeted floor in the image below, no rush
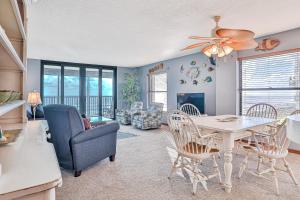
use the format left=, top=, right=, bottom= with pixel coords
left=57, top=125, right=300, bottom=200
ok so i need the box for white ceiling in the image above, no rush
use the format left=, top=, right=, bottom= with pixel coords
left=27, top=0, right=300, bottom=67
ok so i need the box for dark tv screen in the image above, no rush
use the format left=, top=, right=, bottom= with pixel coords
left=177, top=93, right=205, bottom=114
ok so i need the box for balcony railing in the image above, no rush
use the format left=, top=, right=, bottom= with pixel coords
left=43, top=96, right=114, bottom=118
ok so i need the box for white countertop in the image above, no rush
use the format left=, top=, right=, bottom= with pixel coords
left=0, top=121, right=62, bottom=197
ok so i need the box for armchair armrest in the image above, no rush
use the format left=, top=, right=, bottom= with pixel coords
left=71, top=122, right=120, bottom=144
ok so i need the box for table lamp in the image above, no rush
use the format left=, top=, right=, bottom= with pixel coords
left=27, top=90, right=42, bottom=120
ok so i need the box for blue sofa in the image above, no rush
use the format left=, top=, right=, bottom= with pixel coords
left=44, top=104, right=120, bottom=177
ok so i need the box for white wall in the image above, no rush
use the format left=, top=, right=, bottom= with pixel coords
left=137, top=53, right=217, bottom=115
left=215, top=53, right=237, bottom=115
left=25, top=59, right=41, bottom=98
left=239, top=28, right=300, bottom=58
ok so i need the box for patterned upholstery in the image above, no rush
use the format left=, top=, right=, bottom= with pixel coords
left=116, top=101, right=143, bottom=125
left=132, top=103, right=164, bottom=130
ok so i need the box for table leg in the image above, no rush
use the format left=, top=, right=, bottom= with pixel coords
left=223, top=133, right=234, bottom=193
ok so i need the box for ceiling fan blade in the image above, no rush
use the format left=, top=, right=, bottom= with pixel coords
left=216, top=28, right=255, bottom=41
left=225, top=39, right=258, bottom=50
left=189, top=36, right=221, bottom=40
left=181, top=42, right=210, bottom=51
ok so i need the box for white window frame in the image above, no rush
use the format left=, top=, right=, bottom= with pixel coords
left=148, top=71, right=168, bottom=111
left=238, top=49, right=300, bottom=118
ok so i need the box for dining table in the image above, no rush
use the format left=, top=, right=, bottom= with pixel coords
left=191, top=114, right=277, bottom=193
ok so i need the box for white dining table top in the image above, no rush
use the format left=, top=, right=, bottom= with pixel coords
left=191, top=115, right=277, bottom=133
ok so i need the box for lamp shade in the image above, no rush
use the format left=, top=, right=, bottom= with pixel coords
left=27, top=91, right=42, bottom=105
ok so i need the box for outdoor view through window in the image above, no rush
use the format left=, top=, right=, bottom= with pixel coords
left=240, top=51, right=300, bottom=118
left=43, top=65, right=114, bottom=118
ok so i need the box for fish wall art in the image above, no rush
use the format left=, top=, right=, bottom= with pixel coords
left=185, top=67, right=200, bottom=80
left=255, top=38, right=280, bottom=51
left=179, top=79, right=187, bottom=84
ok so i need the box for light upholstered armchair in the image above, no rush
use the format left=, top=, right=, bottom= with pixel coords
left=132, top=103, right=164, bottom=130
left=116, top=101, right=143, bottom=125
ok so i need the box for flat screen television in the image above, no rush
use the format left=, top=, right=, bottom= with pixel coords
left=177, top=93, right=205, bottom=114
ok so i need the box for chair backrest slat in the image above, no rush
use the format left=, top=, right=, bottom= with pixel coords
left=167, top=110, right=212, bottom=156
left=246, top=103, right=277, bottom=119
left=254, top=119, right=288, bottom=155
left=180, top=103, right=201, bottom=117
left=290, top=110, right=300, bottom=116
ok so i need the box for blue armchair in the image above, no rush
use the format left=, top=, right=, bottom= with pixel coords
left=132, top=103, right=164, bottom=130
left=44, top=104, right=120, bottom=177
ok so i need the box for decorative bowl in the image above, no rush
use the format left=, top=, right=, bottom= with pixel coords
left=14, top=92, right=21, bottom=100
left=0, top=90, right=12, bottom=104
left=6, top=91, right=21, bottom=102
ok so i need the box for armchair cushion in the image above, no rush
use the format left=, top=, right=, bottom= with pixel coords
left=116, top=101, right=143, bottom=125
left=71, top=122, right=120, bottom=144
left=132, top=103, right=163, bottom=130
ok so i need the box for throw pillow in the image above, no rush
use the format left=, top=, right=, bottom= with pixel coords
left=82, top=117, right=92, bottom=130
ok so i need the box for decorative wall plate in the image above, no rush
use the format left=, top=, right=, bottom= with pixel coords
left=186, top=67, right=200, bottom=79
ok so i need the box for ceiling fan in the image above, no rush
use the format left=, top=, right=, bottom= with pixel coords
left=181, top=16, right=258, bottom=57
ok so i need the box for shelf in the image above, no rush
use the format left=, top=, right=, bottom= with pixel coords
left=0, top=100, right=25, bottom=117
left=0, top=26, right=25, bottom=71
left=0, top=0, right=26, bottom=40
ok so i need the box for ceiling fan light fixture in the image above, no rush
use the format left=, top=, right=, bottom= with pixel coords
left=209, top=44, right=218, bottom=54
left=203, top=49, right=212, bottom=57
left=217, top=48, right=226, bottom=57
left=223, top=45, right=233, bottom=55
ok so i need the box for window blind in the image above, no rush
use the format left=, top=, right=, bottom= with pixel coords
left=240, top=50, right=300, bottom=118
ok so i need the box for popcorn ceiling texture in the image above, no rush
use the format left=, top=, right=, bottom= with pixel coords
left=27, top=0, right=300, bottom=67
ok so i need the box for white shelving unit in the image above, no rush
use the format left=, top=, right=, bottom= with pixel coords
left=0, top=26, right=25, bottom=71
left=0, top=100, right=25, bottom=117
left=9, top=0, right=27, bottom=40
left=0, top=2, right=62, bottom=199
left=0, top=0, right=27, bottom=124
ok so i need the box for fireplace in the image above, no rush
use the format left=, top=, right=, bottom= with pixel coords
left=177, top=93, right=205, bottom=114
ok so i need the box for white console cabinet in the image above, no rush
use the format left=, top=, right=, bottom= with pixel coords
left=0, top=121, right=62, bottom=200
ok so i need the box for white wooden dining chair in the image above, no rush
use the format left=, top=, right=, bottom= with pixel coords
left=246, top=103, right=277, bottom=119
left=180, top=103, right=202, bottom=117
left=238, top=119, right=298, bottom=195
left=236, top=103, right=278, bottom=152
left=290, top=110, right=300, bottom=115
left=167, top=110, right=221, bottom=194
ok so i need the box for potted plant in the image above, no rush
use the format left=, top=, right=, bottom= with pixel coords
left=121, top=73, right=140, bottom=108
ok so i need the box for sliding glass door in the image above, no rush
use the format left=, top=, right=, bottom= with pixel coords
left=64, top=66, right=80, bottom=110
left=85, top=68, right=100, bottom=116
left=102, top=69, right=115, bottom=118
left=43, top=65, right=61, bottom=105
left=41, top=61, right=117, bottom=118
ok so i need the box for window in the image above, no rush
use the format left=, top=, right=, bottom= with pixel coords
left=149, top=72, right=167, bottom=111
left=240, top=50, right=300, bottom=118
left=43, top=65, right=61, bottom=105
left=41, top=61, right=117, bottom=119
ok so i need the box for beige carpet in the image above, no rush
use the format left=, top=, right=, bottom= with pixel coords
left=57, top=125, right=300, bottom=200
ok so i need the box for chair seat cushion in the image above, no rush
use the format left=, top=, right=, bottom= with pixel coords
left=183, top=142, right=219, bottom=154
left=242, top=142, right=288, bottom=158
